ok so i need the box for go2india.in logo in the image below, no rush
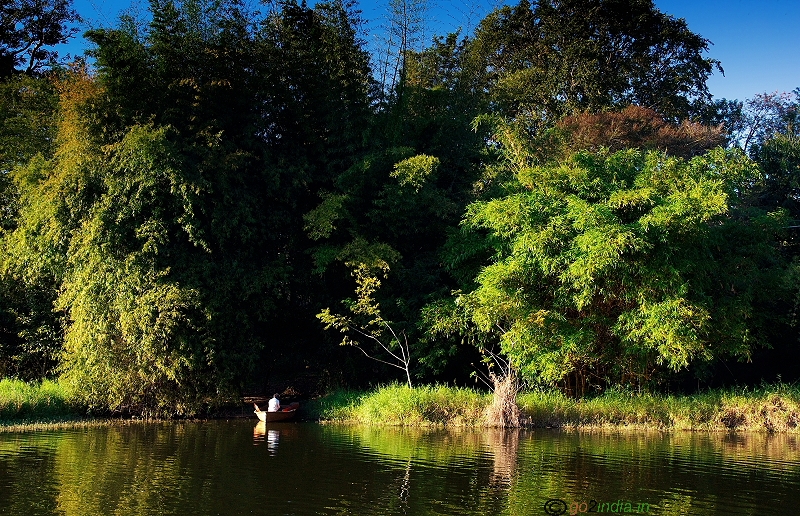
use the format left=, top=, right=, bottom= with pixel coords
left=543, top=498, right=651, bottom=515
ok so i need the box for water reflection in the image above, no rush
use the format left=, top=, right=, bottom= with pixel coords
left=483, top=429, right=519, bottom=490
left=0, top=423, right=799, bottom=515
left=252, top=421, right=281, bottom=454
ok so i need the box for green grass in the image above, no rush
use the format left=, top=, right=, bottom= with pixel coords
left=309, top=384, right=490, bottom=426
left=0, top=378, right=83, bottom=423
left=518, top=384, right=800, bottom=432
left=311, top=383, right=800, bottom=432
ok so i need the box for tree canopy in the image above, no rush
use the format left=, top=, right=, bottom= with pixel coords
left=442, top=141, right=789, bottom=393
left=470, top=0, right=720, bottom=124
left=0, top=0, right=80, bottom=77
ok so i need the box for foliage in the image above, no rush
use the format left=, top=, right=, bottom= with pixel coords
left=305, top=30, right=491, bottom=382
left=446, top=144, right=789, bottom=394
left=55, top=125, right=236, bottom=415
left=556, top=105, right=726, bottom=159
left=712, top=90, right=800, bottom=153
left=0, top=73, right=62, bottom=380
left=470, top=0, right=720, bottom=125
left=752, top=134, right=800, bottom=221
left=0, top=67, right=95, bottom=382
left=318, top=262, right=414, bottom=387
left=0, top=73, right=58, bottom=177
left=2, top=0, right=375, bottom=414
left=0, top=0, right=81, bottom=77
left=1, top=0, right=797, bottom=410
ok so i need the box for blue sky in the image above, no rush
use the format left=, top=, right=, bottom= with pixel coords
left=62, top=0, right=799, bottom=102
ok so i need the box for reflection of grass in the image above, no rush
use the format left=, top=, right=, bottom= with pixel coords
left=0, top=378, right=83, bottom=423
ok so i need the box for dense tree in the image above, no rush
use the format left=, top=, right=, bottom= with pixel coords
left=0, top=74, right=62, bottom=375
left=0, top=68, right=98, bottom=381
left=431, top=120, right=790, bottom=394
left=2, top=0, right=797, bottom=407
left=0, top=0, right=375, bottom=412
left=305, top=29, right=495, bottom=382
left=470, top=0, right=720, bottom=125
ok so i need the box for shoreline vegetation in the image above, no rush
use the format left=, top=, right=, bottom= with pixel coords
left=3, top=379, right=800, bottom=433
left=308, top=384, right=800, bottom=433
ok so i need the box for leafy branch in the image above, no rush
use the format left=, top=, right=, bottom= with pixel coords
left=317, top=262, right=413, bottom=387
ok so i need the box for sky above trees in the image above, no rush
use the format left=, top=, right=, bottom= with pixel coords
left=59, top=0, right=798, bottom=104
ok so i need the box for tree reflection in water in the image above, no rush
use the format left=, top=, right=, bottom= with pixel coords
left=1, top=423, right=800, bottom=515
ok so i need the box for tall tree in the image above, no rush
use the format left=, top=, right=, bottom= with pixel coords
left=0, top=0, right=375, bottom=411
left=304, top=31, right=493, bottom=382
left=717, top=90, right=800, bottom=154
left=470, top=0, right=720, bottom=125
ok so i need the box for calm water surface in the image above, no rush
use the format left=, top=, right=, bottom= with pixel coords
left=0, top=421, right=798, bottom=515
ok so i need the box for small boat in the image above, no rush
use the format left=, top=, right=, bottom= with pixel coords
left=253, top=402, right=299, bottom=422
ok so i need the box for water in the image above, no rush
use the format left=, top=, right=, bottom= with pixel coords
left=0, top=421, right=798, bottom=515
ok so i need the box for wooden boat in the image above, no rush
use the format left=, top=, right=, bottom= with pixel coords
left=253, top=402, right=299, bottom=422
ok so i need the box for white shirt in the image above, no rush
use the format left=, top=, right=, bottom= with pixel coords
left=267, top=397, right=280, bottom=412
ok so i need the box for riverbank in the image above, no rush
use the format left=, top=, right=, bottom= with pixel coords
left=307, top=383, right=800, bottom=432
left=3, top=379, right=800, bottom=432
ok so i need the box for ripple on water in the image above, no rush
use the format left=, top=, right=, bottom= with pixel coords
left=1, top=423, right=800, bottom=515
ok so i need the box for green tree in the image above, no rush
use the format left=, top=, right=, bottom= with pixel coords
left=1, top=0, right=376, bottom=410
left=753, top=134, right=800, bottom=220
left=470, top=0, right=720, bottom=124
left=0, top=67, right=89, bottom=380
left=439, top=132, right=788, bottom=394
left=318, top=262, right=414, bottom=387
left=304, top=29, right=493, bottom=382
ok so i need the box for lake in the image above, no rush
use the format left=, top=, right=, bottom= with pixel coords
left=0, top=421, right=798, bottom=515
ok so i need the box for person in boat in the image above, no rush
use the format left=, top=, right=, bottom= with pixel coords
left=267, top=393, right=280, bottom=412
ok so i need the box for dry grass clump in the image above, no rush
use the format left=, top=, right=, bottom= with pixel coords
left=714, top=388, right=800, bottom=432
left=485, top=374, right=521, bottom=428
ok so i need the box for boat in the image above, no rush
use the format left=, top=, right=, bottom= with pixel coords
left=253, top=402, right=299, bottom=422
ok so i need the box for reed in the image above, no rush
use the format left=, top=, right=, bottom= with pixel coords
left=485, top=373, right=521, bottom=427
left=0, top=378, right=82, bottom=421
left=303, top=389, right=364, bottom=421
